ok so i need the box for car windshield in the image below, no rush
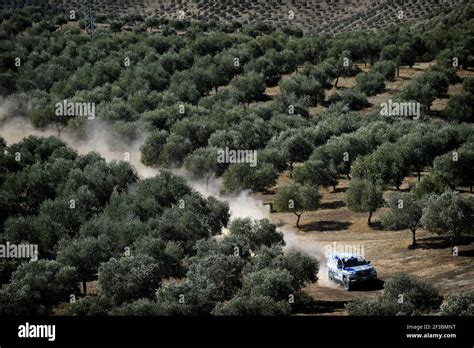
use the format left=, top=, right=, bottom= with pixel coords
left=342, top=258, right=367, bottom=268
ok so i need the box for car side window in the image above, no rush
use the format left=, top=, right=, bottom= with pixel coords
left=337, top=259, right=342, bottom=268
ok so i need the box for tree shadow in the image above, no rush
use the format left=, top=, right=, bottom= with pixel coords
left=428, top=110, right=444, bottom=119
left=300, top=220, right=352, bottom=232
left=458, top=249, right=474, bottom=257
left=416, top=236, right=474, bottom=250
left=263, top=202, right=275, bottom=213
left=319, top=200, right=345, bottom=210
left=257, top=94, right=273, bottom=102
left=350, top=278, right=385, bottom=291
left=401, top=185, right=416, bottom=192
left=296, top=299, right=348, bottom=314
left=368, top=221, right=385, bottom=231
left=334, top=186, right=348, bottom=193
left=454, top=187, right=473, bottom=194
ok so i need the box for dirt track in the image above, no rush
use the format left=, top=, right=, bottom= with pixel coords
left=255, top=173, right=474, bottom=315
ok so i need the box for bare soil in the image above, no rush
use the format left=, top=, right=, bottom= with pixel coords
left=259, top=62, right=474, bottom=315
left=254, top=171, right=474, bottom=315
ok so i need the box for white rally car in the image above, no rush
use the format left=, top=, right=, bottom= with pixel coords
left=327, top=253, right=377, bottom=290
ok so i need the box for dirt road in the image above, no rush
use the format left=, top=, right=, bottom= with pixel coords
left=255, top=175, right=474, bottom=315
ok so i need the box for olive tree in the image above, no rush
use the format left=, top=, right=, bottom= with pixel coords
left=440, top=291, right=474, bottom=316
left=212, top=294, right=290, bottom=316
left=227, top=218, right=284, bottom=252
left=239, top=268, right=296, bottom=303
left=356, top=71, right=385, bottom=96
left=0, top=260, right=79, bottom=315
left=184, top=147, right=221, bottom=189
left=381, top=193, right=426, bottom=248
left=329, top=89, right=369, bottom=111
left=281, top=133, right=315, bottom=178
left=279, top=74, right=324, bottom=106
left=230, top=72, right=266, bottom=106
left=222, top=162, right=278, bottom=193
left=57, top=236, right=113, bottom=295
left=443, top=92, right=473, bottom=123
left=346, top=273, right=442, bottom=315
left=293, top=160, right=338, bottom=192
left=421, top=190, right=474, bottom=248
left=346, top=178, right=383, bottom=225
left=273, top=183, right=322, bottom=228
left=140, top=130, right=168, bottom=166
left=352, top=143, right=409, bottom=190
left=372, top=60, right=397, bottom=81
left=432, top=144, right=474, bottom=192
left=98, top=255, right=163, bottom=305
left=380, top=43, right=415, bottom=77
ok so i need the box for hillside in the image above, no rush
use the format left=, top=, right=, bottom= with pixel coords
left=0, top=0, right=468, bottom=34
left=0, top=1, right=473, bottom=318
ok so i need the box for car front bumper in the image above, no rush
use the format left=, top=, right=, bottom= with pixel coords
left=348, top=274, right=377, bottom=283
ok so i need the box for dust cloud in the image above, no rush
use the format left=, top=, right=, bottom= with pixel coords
left=0, top=104, right=334, bottom=287
left=176, top=171, right=336, bottom=287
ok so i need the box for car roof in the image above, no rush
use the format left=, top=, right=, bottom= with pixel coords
left=333, top=253, right=363, bottom=260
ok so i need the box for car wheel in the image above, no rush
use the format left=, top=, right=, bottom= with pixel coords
left=343, top=277, right=351, bottom=291
left=328, top=270, right=333, bottom=281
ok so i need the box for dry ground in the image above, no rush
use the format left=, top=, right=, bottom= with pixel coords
left=4, top=28, right=473, bottom=315
left=254, top=63, right=474, bottom=314
left=254, top=173, right=474, bottom=315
